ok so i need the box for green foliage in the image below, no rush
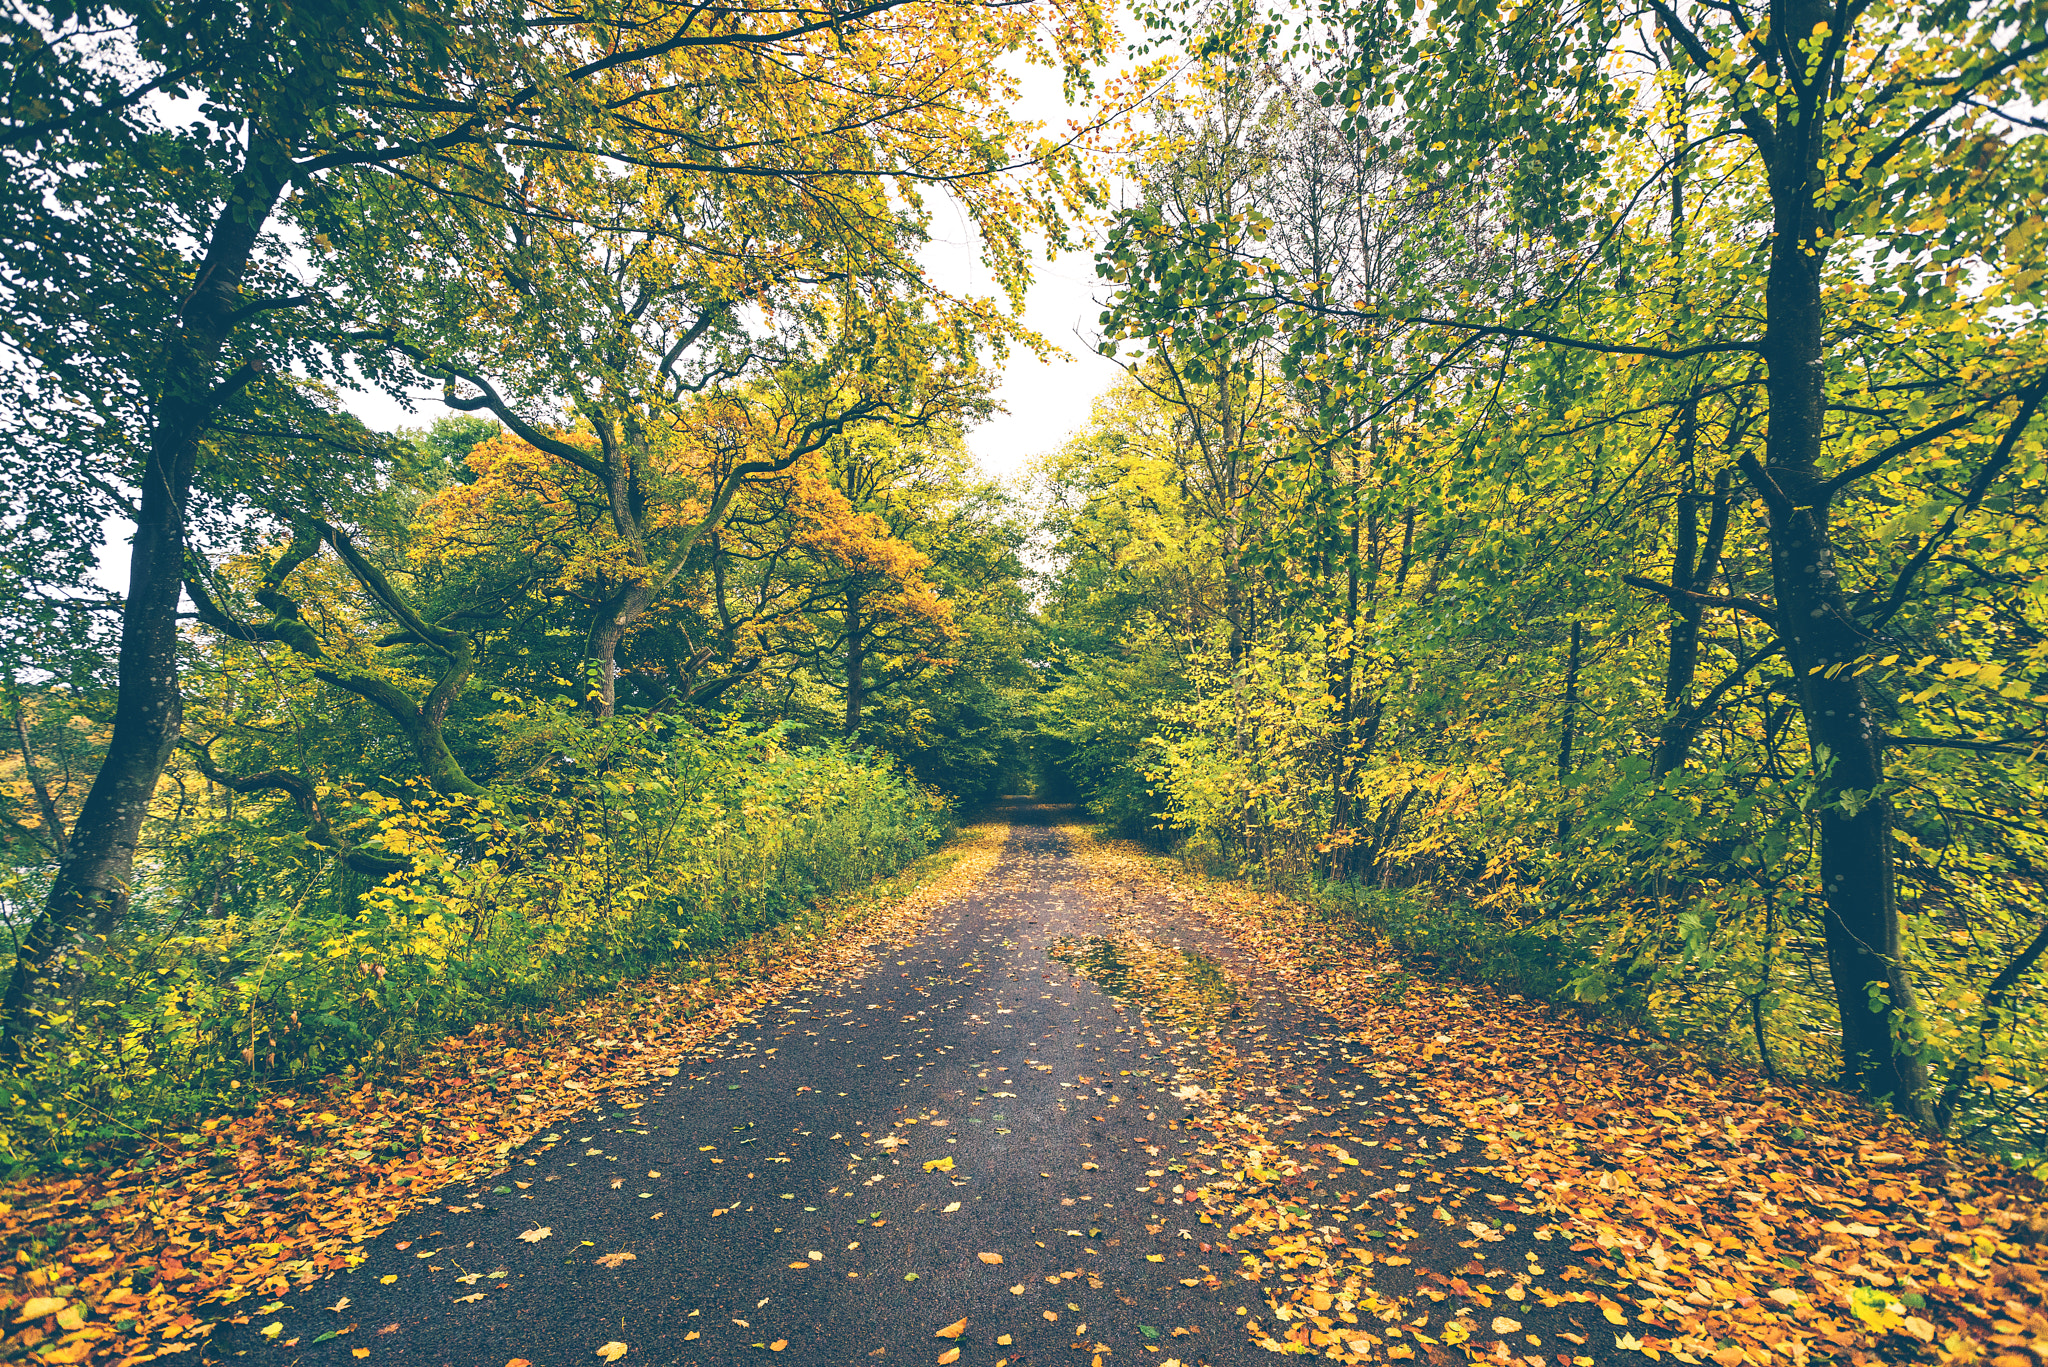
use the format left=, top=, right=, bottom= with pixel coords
left=1046, top=18, right=2048, bottom=1163
left=0, top=718, right=946, bottom=1168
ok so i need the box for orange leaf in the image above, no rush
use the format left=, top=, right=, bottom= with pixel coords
left=936, top=1318, right=968, bottom=1339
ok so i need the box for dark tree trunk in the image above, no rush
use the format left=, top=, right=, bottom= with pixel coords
left=1653, top=467, right=1731, bottom=775
left=1, top=152, right=291, bottom=1062
left=1556, top=619, right=1583, bottom=843
left=1749, top=52, right=1929, bottom=1113
left=844, top=587, right=864, bottom=735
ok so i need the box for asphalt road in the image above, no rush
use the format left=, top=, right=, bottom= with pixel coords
left=209, top=807, right=1609, bottom=1367
left=211, top=812, right=1261, bottom=1367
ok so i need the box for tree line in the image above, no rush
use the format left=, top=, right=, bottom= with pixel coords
left=1036, top=0, right=2048, bottom=1155
left=0, top=0, right=1098, bottom=1160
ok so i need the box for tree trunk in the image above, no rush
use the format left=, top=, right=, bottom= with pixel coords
left=844, top=587, right=864, bottom=735
left=1556, top=619, right=1583, bottom=843
left=0, top=152, right=291, bottom=1062
left=1754, top=94, right=1930, bottom=1116
left=585, top=582, right=656, bottom=718
left=1653, top=467, right=1730, bottom=775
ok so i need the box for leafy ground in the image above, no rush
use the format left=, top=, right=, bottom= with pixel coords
left=4, top=808, right=2044, bottom=1367
left=1064, top=834, right=2048, bottom=1367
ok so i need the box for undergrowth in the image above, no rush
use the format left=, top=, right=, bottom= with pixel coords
left=1, top=723, right=951, bottom=1170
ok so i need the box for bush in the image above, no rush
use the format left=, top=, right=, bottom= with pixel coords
left=1, top=717, right=949, bottom=1168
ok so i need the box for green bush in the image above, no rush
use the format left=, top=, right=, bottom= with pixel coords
left=1, top=716, right=949, bottom=1169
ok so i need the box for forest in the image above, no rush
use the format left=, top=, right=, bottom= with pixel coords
left=0, top=0, right=2044, bottom=1206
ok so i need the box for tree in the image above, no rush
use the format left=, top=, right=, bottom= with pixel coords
left=0, top=0, right=1108, bottom=1056
left=1106, top=0, right=2048, bottom=1114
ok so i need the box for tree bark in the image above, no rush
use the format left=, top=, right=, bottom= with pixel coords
left=1748, top=46, right=1930, bottom=1113
left=0, top=150, right=291, bottom=1063
left=1653, top=467, right=1731, bottom=775
left=844, top=586, right=864, bottom=735
left=1556, top=618, right=1583, bottom=843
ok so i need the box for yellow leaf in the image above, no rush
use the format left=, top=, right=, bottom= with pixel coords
left=36, top=1345, right=92, bottom=1365
left=519, top=1227, right=553, bottom=1244
left=770, top=1341, right=788, bottom=1352
left=923, top=1156, right=955, bottom=1173
left=15, top=1298, right=66, bottom=1322
left=997, top=1335, right=1013, bottom=1345
left=380, top=1275, right=399, bottom=1285
left=684, top=1332, right=699, bottom=1341
left=936, top=1319, right=968, bottom=1339
left=789, top=1262, right=811, bottom=1269
left=979, top=1253, right=1004, bottom=1265
left=1146, top=1254, right=1165, bottom=1262
left=1602, top=1304, right=1628, bottom=1325
left=595, top=1342, right=629, bottom=1362
left=1493, top=1317, right=1522, bottom=1334
left=353, top=1351, right=371, bottom=1360
left=938, top=1352, right=961, bottom=1366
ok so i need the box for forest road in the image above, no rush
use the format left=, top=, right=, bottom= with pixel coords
left=211, top=805, right=1280, bottom=1367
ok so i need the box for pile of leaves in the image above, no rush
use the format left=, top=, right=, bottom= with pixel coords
left=1070, top=831, right=2048, bottom=1367
left=0, top=823, right=1008, bottom=1366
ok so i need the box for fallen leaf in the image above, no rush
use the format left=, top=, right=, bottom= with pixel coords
left=380, top=1275, right=399, bottom=1284
left=14, top=1297, right=66, bottom=1321
left=1146, top=1254, right=1165, bottom=1262
left=937, top=1350, right=960, bottom=1365
left=506, top=1359, right=531, bottom=1366
left=923, top=1156, right=955, bottom=1173
left=978, top=1252, right=1004, bottom=1265
left=771, top=1341, right=788, bottom=1352
left=684, top=1332, right=699, bottom=1341
left=943, top=1201, right=962, bottom=1212
left=455, top=1294, right=486, bottom=1304
left=1044, top=1311, right=1058, bottom=1321
left=329, top=1297, right=352, bottom=1313
left=261, top=1323, right=284, bottom=1339
left=1010, top=1284, right=1026, bottom=1295
left=1492, top=1317, right=1522, bottom=1334
left=519, top=1227, right=553, bottom=1243
left=353, top=1351, right=371, bottom=1360
left=997, top=1335, right=1013, bottom=1346
left=596, top=1341, right=629, bottom=1362
left=596, top=1251, right=636, bottom=1269
left=936, top=1318, right=968, bottom=1339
